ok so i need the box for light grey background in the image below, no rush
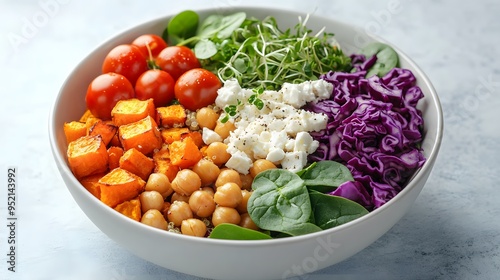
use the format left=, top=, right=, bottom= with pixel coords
left=1, top=0, right=499, bottom=279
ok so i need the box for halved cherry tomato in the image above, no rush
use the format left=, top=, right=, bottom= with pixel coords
left=155, top=46, right=200, bottom=80
left=135, top=69, right=175, bottom=107
left=131, top=34, right=168, bottom=58
left=174, top=68, right=221, bottom=111
left=102, top=44, right=148, bottom=85
left=85, top=73, right=135, bottom=120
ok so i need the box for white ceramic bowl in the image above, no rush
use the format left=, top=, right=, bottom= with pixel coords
left=49, top=6, right=443, bottom=280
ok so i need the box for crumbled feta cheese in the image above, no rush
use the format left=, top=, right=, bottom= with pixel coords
left=216, top=79, right=332, bottom=173
left=202, top=127, right=222, bottom=145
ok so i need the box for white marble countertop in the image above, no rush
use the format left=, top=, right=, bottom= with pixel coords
left=1, top=0, right=499, bottom=279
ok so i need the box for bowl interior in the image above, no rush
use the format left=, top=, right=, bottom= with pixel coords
left=49, top=6, right=443, bottom=280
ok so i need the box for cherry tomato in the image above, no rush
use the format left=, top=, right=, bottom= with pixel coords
left=131, top=34, right=168, bottom=58
left=135, top=69, right=175, bottom=107
left=85, top=73, right=135, bottom=120
left=174, top=68, right=221, bottom=111
left=102, top=44, right=148, bottom=85
left=155, top=46, right=201, bottom=80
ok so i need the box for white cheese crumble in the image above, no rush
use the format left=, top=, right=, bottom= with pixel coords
left=212, top=79, right=333, bottom=173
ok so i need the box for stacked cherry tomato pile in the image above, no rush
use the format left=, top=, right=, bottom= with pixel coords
left=85, top=34, right=222, bottom=120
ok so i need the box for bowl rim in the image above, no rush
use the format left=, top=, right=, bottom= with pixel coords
left=48, top=5, right=444, bottom=246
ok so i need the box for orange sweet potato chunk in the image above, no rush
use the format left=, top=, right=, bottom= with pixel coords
left=182, top=130, right=204, bottom=148
left=160, top=127, right=190, bottom=144
left=107, top=146, right=124, bottom=170
left=154, top=158, right=179, bottom=182
left=119, top=115, right=162, bottom=155
left=98, top=168, right=146, bottom=208
left=169, top=137, right=202, bottom=169
left=112, top=98, right=156, bottom=127
left=79, top=173, right=104, bottom=199
left=67, top=135, right=109, bottom=179
left=63, top=121, right=87, bottom=144
left=79, top=109, right=94, bottom=122
left=119, top=148, right=155, bottom=180
left=89, top=121, right=118, bottom=146
left=156, top=104, right=186, bottom=128
left=114, top=197, right=142, bottom=221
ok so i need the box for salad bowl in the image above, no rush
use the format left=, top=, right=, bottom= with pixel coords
left=49, top=6, right=443, bottom=280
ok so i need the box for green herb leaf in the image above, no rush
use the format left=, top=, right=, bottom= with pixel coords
left=248, top=169, right=312, bottom=233
left=309, top=191, right=369, bottom=230
left=209, top=223, right=272, bottom=240
left=299, top=161, right=354, bottom=193
left=165, top=10, right=199, bottom=45
left=280, top=223, right=322, bottom=237
left=360, top=42, right=399, bottom=78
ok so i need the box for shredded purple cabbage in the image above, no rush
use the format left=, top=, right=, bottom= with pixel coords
left=305, top=55, right=426, bottom=209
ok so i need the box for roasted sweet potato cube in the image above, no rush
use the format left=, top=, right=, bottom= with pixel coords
left=79, top=109, right=94, bottom=122
left=154, top=158, right=179, bottom=182
left=119, top=148, right=155, bottom=180
left=160, top=127, right=190, bottom=144
left=114, top=197, right=142, bottom=221
left=107, top=146, right=124, bottom=170
left=79, top=173, right=104, bottom=199
left=89, top=121, right=118, bottom=146
left=169, top=137, right=202, bottom=168
left=153, top=144, right=170, bottom=161
left=98, top=168, right=146, bottom=208
left=156, top=104, right=186, bottom=128
left=112, top=98, right=156, bottom=127
left=182, top=130, right=204, bottom=148
left=67, top=135, right=109, bottom=179
left=119, top=115, right=162, bottom=155
left=63, top=121, right=87, bottom=144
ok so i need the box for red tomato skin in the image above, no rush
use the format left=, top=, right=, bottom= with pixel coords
left=155, top=46, right=201, bottom=81
left=102, top=44, right=148, bottom=85
left=174, top=68, right=221, bottom=111
left=131, top=34, right=168, bottom=58
left=85, top=73, right=135, bottom=120
left=135, top=69, right=175, bottom=107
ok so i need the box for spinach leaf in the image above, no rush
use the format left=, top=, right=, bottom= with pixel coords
left=279, top=223, right=323, bottom=237
left=197, top=12, right=246, bottom=40
left=209, top=223, right=272, bottom=240
left=309, top=191, right=369, bottom=230
left=360, top=42, right=399, bottom=78
left=165, top=10, right=199, bottom=46
left=248, top=169, right=312, bottom=233
left=194, top=39, right=217, bottom=59
left=299, top=161, right=354, bottom=193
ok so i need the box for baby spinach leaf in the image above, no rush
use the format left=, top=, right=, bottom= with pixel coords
left=248, top=169, right=312, bottom=233
left=209, top=223, right=272, bottom=240
left=360, top=42, right=399, bottom=78
left=165, top=10, right=199, bottom=45
left=280, top=223, right=323, bottom=237
left=197, top=12, right=246, bottom=40
left=299, top=161, right=354, bottom=193
left=309, top=191, right=369, bottom=230
left=194, top=39, right=217, bottom=59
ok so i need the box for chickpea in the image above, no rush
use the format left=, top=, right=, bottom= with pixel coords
left=249, top=159, right=277, bottom=178
left=239, top=213, right=259, bottom=231
left=189, top=190, right=216, bottom=218
left=215, top=168, right=242, bottom=188
left=181, top=218, right=207, bottom=237
left=140, top=191, right=165, bottom=213
left=214, top=183, right=243, bottom=208
left=236, top=190, right=252, bottom=214
left=192, top=159, right=220, bottom=186
left=171, top=169, right=201, bottom=196
left=161, top=201, right=171, bottom=219
left=240, top=173, right=253, bottom=191
left=214, top=119, right=235, bottom=140
left=201, top=186, right=215, bottom=197
left=212, top=206, right=241, bottom=227
left=205, top=142, right=231, bottom=166
left=167, top=201, right=193, bottom=227
left=145, top=173, right=173, bottom=199
left=170, top=192, right=190, bottom=203
left=141, top=209, right=168, bottom=230
left=196, top=107, right=219, bottom=130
